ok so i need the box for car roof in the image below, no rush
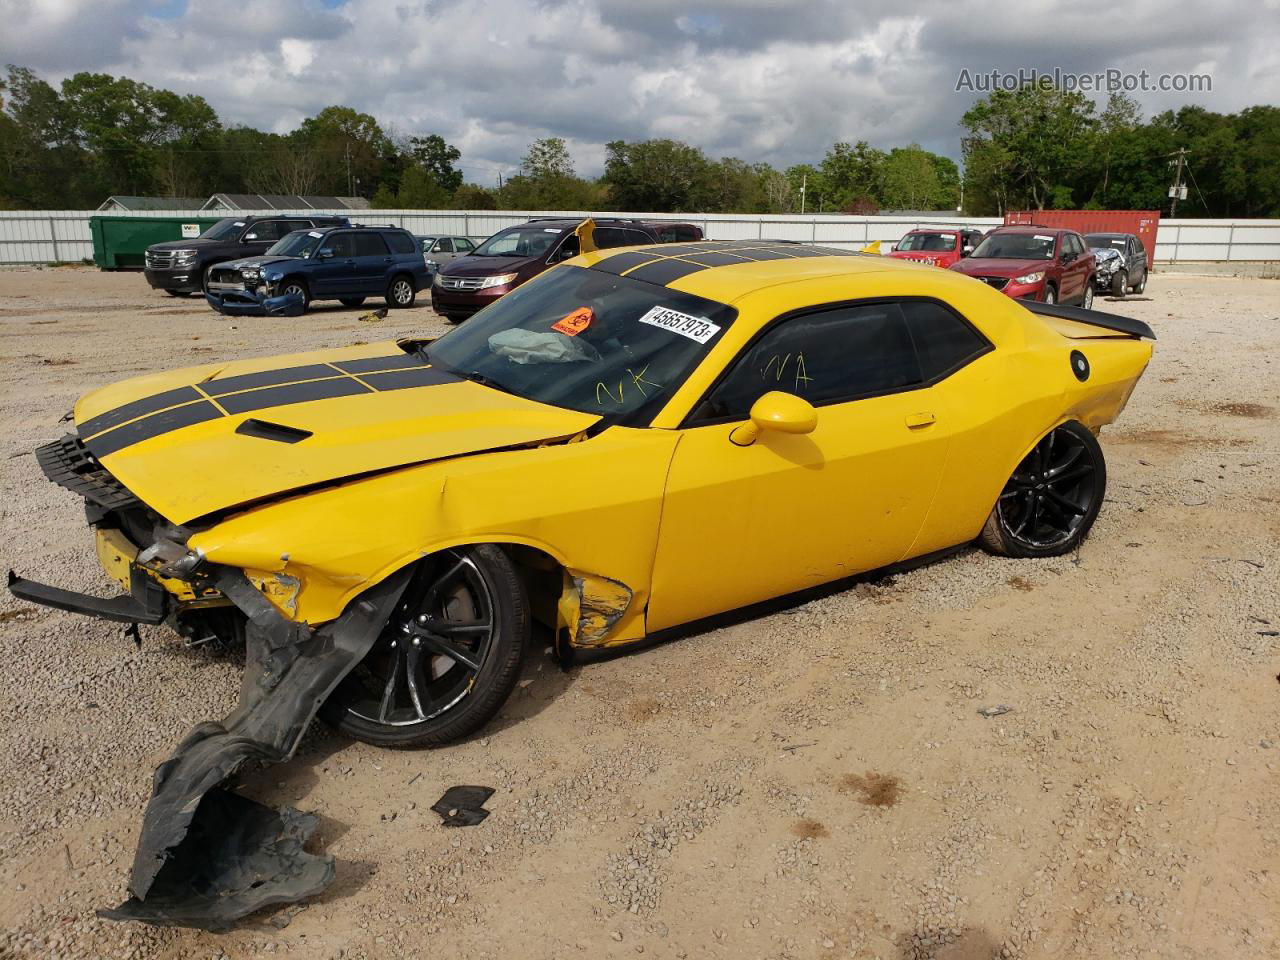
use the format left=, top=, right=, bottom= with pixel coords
left=991, top=224, right=1074, bottom=235
left=574, top=239, right=970, bottom=304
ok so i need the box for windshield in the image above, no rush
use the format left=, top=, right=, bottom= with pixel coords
left=428, top=265, right=737, bottom=420
left=472, top=225, right=565, bottom=258
left=265, top=230, right=325, bottom=258
left=1085, top=234, right=1127, bottom=250
left=896, top=232, right=957, bottom=252
left=201, top=218, right=247, bottom=242
left=971, top=232, right=1056, bottom=260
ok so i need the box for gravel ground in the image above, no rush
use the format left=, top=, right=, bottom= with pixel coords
left=0, top=266, right=1277, bottom=960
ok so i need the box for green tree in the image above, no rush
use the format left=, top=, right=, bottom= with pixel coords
left=960, top=84, right=1097, bottom=212
left=298, top=105, right=397, bottom=197
left=603, top=138, right=712, bottom=211
left=817, top=141, right=886, bottom=212
left=880, top=145, right=959, bottom=211
left=407, top=134, right=463, bottom=194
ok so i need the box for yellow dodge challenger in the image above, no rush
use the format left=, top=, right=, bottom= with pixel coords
left=9, top=238, right=1153, bottom=926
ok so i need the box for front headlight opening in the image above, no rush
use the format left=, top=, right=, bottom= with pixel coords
left=1015, top=271, right=1046, bottom=285
left=480, top=272, right=518, bottom=289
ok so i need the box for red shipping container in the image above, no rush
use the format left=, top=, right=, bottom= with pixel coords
left=1004, top=210, right=1160, bottom=264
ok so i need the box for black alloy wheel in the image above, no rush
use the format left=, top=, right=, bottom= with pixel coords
left=322, top=545, right=529, bottom=747
left=979, top=420, right=1107, bottom=558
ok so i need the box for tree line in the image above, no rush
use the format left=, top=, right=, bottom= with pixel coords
left=1, top=64, right=1277, bottom=217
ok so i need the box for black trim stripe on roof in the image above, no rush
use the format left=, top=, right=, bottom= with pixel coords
left=79, top=355, right=462, bottom=459
left=590, top=240, right=861, bottom=287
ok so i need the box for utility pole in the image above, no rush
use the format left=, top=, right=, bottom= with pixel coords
left=799, top=172, right=807, bottom=215
left=344, top=142, right=353, bottom=197
left=1167, top=147, right=1189, bottom=217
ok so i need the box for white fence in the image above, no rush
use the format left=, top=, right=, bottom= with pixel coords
left=1, top=208, right=1278, bottom=265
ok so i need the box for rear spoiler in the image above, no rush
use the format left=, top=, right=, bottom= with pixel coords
left=1022, top=300, right=1156, bottom=340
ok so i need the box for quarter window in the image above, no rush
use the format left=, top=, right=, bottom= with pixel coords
left=901, top=300, right=989, bottom=381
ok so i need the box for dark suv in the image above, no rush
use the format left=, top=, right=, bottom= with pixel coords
left=431, top=218, right=702, bottom=323
left=144, top=215, right=350, bottom=296
left=203, top=225, right=430, bottom=316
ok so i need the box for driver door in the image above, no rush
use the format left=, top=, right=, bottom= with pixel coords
left=646, top=299, right=963, bottom=631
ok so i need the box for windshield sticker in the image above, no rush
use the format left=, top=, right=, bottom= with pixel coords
left=234, top=221, right=246, bottom=227
left=552, top=307, right=593, bottom=337
left=637, top=306, right=720, bottom=344
left=1034, top=234, right=1054, bottom=241
left=544, top=228, right=561, bottom=233
left=308, top=231, right=323, bottom=238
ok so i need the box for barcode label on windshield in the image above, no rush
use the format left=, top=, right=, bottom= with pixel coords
left=637, top=306, right=720, bottom=344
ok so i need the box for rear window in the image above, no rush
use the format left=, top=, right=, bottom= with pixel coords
left=353, top=233, right=389, bottom=257
left=384, top=232, right=416, bottom=255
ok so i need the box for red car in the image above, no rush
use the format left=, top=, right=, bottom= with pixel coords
left=948, top=225, right=1095, bottom=307
left=886, top=228, right=985, bottom=268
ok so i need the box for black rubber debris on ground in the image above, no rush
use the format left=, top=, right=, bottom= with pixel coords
left=432, top=785, right=495, bottom=827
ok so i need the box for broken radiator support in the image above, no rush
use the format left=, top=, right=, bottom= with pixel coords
left=99, top=565, right=413, bottom=931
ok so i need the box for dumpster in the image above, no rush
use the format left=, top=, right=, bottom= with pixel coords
left=1004, top=211, right=1160, bottom=265
left=90, top=215, right=223, bottom=270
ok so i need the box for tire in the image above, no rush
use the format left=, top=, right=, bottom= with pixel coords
left=1131, top=271, right=1146, bottom=294
left=1042, top=285, right=1057, bottom=305
left=280, top=278, right=310, bottom=311
left=386, top=275, right=416, bottom=308
left=979, top=420, right=1107, bottom=559
left=321, top=544, right=530, bottom=747
left=339, top=297, right=366, bottom=307
left=165, top=289, right=193, bottom=298
left=444, top=314, right=467, bottom=325
left=1081, top=282, right=1094, bottom=309
left=1111, top=270, right=1127, bottom=298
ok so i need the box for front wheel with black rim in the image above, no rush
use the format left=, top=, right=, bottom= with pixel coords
left=280, top=278, right=311, bottom=311
left=321, top=544, right=529, bottom=747
left=386, top=275, right=416, bottom=308
left=979, top=420, right=1107, bottom=559
left=1042, top=285, right=1057, bottom=305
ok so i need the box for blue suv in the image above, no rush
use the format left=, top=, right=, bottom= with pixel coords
left=204, top=225, right=430, bottom=315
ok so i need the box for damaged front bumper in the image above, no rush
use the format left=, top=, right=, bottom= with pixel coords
left=204, top=288, right=305, bottom=317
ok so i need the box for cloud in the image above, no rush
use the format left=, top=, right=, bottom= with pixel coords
left=0, top=0, right=1275, bottom=177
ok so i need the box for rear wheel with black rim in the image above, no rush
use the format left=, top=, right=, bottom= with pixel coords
left=386, top=275, right=416, bottom=308
left=979, top=420, right=1106, bottom=558
left=321, top=544, right=529, bottom=747
left=1131, top=271, right=1146, bottom=294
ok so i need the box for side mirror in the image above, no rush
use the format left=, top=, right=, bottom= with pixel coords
left=318, top=248, right=334, bottom=259
left=962, top=245, right=974, bottom=256
left=729, top=392, right=818, bottom=447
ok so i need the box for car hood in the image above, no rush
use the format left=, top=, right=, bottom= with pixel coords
left=73, top=341, right=600, bottom=525
left=950, top=257, right=1052, bottom=277
left=439, top=255, right=534, bottom=277
left=148, top=238, right=223, bottom=252
left=221, top=255, right=299, bottom=271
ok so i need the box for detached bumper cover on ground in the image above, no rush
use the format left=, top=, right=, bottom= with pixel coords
left=8, top=561, right=412, bottom=930
left=204, top=290, right=305, bottom=317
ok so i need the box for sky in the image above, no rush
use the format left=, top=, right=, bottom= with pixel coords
left=2, top=0, right=1278, bottom=181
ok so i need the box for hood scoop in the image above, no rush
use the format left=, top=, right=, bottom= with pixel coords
left=234, top=419, right=313, bottom=444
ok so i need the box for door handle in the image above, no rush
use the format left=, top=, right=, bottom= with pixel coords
left=905, top=411, right=936, bottom=428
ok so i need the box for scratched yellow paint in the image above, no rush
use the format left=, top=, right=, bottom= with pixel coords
left=79, top=250, right=1151, bottom=644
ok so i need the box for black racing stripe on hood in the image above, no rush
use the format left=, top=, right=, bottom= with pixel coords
left=332, top=354, right=424, bottom=374
left=80, top=386, right=203, bottom=439
left=626, top=258, right=708, bottom=285
left=85, top=401, right=223, bottom=458
left=359, top=366, right=462, bottom=391
left=202, top=364, right=339, bottom=396
left=79, top=354, right=449, bottom=457
left=217, top=377, right=372, bottom=414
